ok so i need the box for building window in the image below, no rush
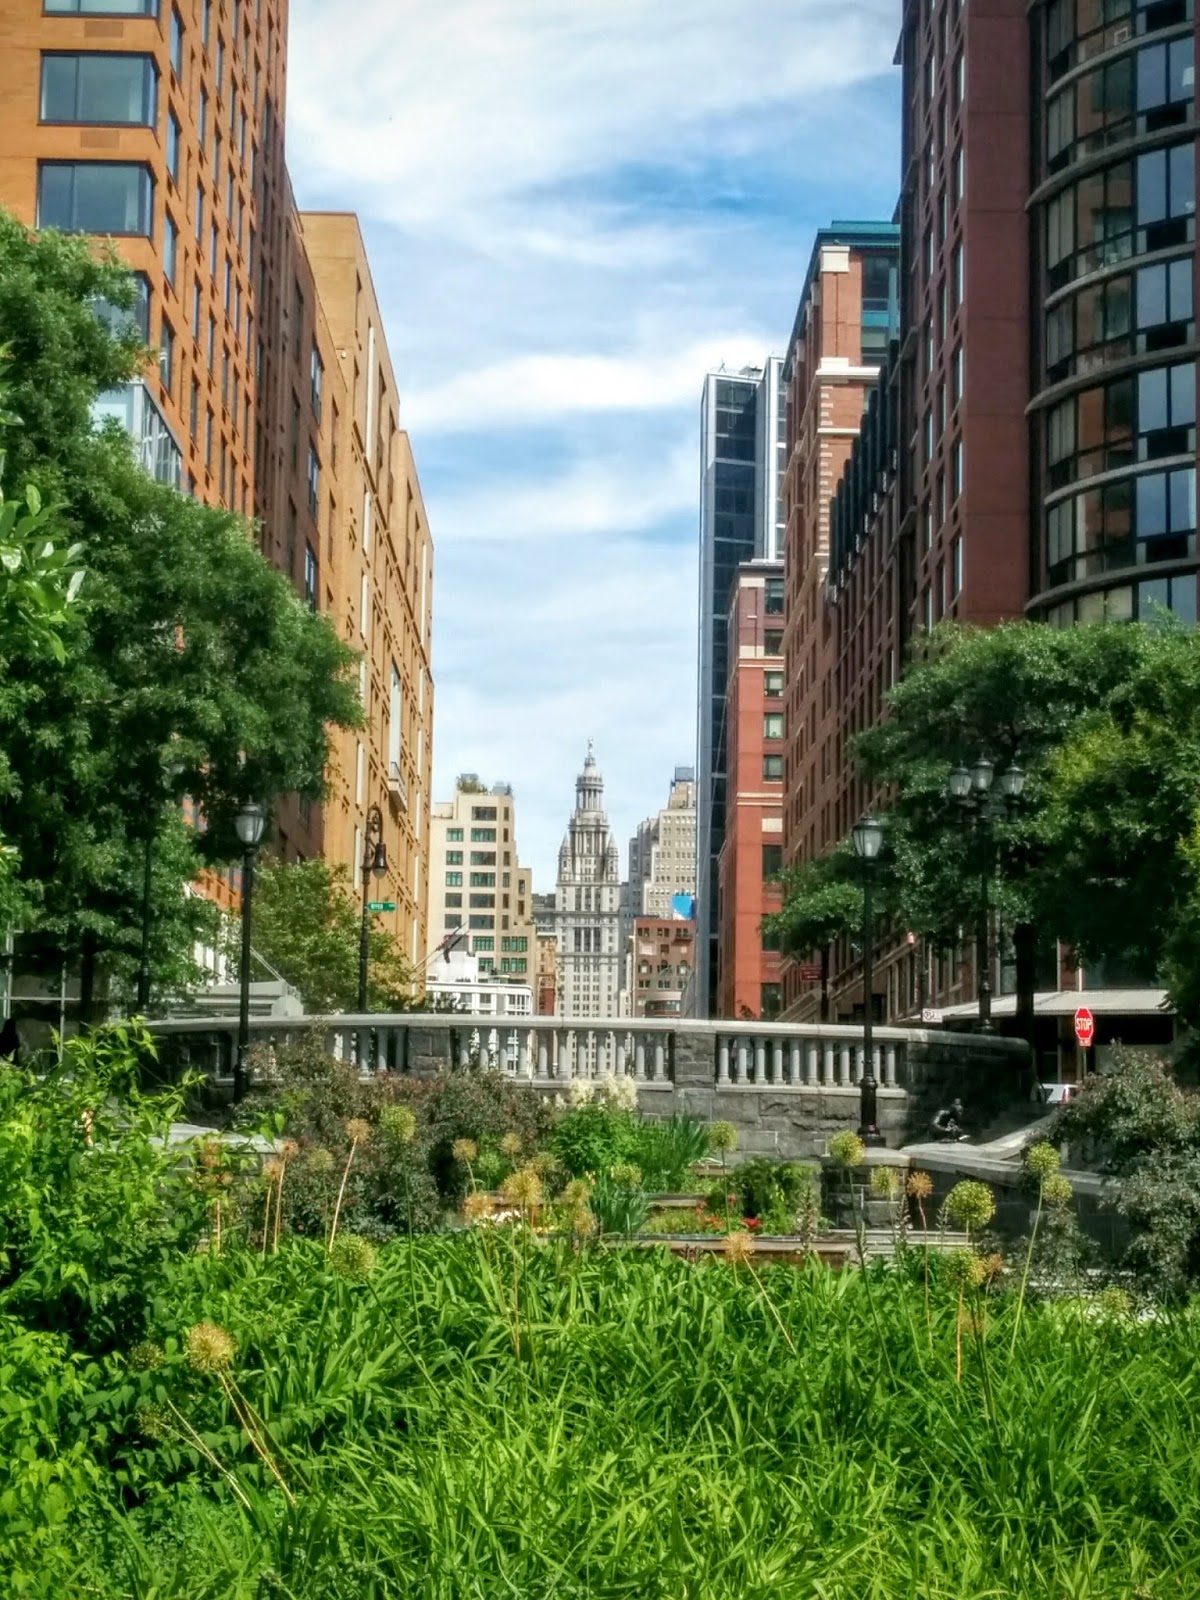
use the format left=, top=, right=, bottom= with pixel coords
left=763, top=754, right=783, bottom=782
left=764, top=576, right=785, bottom=614
left=952, top=535, right=963, bottom=598
left=92, top=270, right=150, bottom=341
left=953, top=243, right=964, bottom=308
left=762, top=844, right=783, bottom=878
left=169, top=7, right=183, bottom=75
left=41, top=51, right=158, bottom=127
left=163, top=212, right=177, bottom=286
left=761, top=983, right=782, bottom=1020
left=158, top=317, right=174, bottom=393
left=763, top=712, right=784, bottom=740
left=388, top=662, right=402, bottom=777
left=46, top=0, right=158, bottom=10
left=764, top=669, right=784, bottom=698
left=469, top=873, right=496, bottom=888
left=445, top=893, right=463, bottom=909
left=952, top=438, right=964, bottom=499
left=303, top=542, right=317, bottom=611
left=310, top=344, right=323, bottom=420
left=447, top=828, right=464, bottom=842
left=470, top=827, right=496, bottom=842
left=36, top=161, right=153, bottom=235
left=306, top=444, right=320, bottom=517
left=445, top=851, right=463, bottom=866
left=445, top=872, right=463, bottom=888
left=166, top=110, right=181, bottom=181
left=764, top=628, right=783, bottom=655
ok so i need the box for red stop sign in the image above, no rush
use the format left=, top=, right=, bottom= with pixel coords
left=1074, top=1006, right=1095, bottom=1049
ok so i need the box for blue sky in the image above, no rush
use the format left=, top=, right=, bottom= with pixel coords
left=286, top=0, right=900, bottom=889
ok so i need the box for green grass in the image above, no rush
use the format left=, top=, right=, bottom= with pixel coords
left=15, top=1238, right=1200, bottom=1599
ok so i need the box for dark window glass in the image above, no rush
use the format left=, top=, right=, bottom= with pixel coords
left=37, top=161, right=153, bottom=235
left=45, top=0, right=157, bottom=12
left=303, top=543, right=317, bottom=611
left=92, top=271, right=149, bottom=341
left=762, top=844, right=783, bottom=878
left=167, top=111, right=180, bottom=181
left=41, top=52, right=156, bottom=124
left=169, top=7, right=183, bottom=74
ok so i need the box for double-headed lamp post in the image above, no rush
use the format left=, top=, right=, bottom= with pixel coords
left=234, top=800, right=266, bottom=1103
left=851, top=815, right=886, bottom=1147
left=358, top=803, right=389, bottom=1014
left=947, top=757, right=1025, bottom=1032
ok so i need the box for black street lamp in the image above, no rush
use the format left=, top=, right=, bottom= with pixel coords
left=851, top=815, right=885, bottom=1148
left=947, top=758, right=1025, bottom=1032
left=358, top=803, right=388, bottom=1013
left=233, top=799, right=266, bottom=1102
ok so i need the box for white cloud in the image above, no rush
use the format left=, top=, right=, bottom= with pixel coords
left=288, top=1, right=897, bottom=240
left=407, top=336, right=772, bottom=433
left=285, top=0, right=901, bottom=889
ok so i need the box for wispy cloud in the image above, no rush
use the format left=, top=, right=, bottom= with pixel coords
left=286, top=0, right=900, bottom=890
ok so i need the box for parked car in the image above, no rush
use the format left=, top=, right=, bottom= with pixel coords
left=1036, top=1082, right=1078, bottom=1106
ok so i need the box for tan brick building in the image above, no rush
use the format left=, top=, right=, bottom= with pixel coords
left=0, top=0, right=434, bottom=969
left=428, top=782, right=536, bottom=990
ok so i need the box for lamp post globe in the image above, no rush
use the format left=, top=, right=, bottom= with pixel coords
left=851, top=815, right=884, bottom=861
left=948, top=764, right=972, bottom=801
left=998, top=763, right=1026, bottom=800
left=970, top=756, right=995, bottom=794
left=235, top=800, right=266, bottom=849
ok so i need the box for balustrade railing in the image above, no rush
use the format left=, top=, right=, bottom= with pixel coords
left=148, top=1012, right=917, bottom=1094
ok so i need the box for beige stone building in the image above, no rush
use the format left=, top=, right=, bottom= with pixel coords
left=428, top=780, right=536, bottom=989
left=627, top=767, right=697, bottom=922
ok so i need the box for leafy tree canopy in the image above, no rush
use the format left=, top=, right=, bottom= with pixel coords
left=0, top=211, right=362, bottom=1001
left=239, top=858, right=415, bottom=1014
left=766, top=852, right=862, bottom=959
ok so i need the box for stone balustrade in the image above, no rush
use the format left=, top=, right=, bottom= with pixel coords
left=149, top=1011, right=1029, bottom=1156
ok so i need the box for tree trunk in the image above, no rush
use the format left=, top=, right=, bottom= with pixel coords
left=78, top=931, right=98, bottom=1027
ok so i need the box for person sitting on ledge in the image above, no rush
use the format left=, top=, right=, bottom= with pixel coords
left=932, top=1097, right=966, bottom=1140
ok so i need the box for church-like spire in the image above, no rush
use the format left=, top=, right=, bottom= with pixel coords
left=576, top=742, right=604, bottom=814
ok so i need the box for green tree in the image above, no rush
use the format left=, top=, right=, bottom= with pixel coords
left=766, top=854, right=862, bottom=1020
left=239, top=858, right=415, bottom=1013
left=0, top=210, right=362, bottom=1004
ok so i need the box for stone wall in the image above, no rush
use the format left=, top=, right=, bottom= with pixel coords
left=402, top=1021, right=1031, bottom=1161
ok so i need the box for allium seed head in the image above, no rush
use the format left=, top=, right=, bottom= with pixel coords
left=262, top=1157, right=283, bottom=1181
left=943, top=1248, right=988, bottom=1293
left=500, top=1165, right=543, bottom=1211
left=329, top=1233, right=378, bottom=1284
left=1025, top=1142, right=1061, bottom=1179
left=709, top=1120, right=738, bottom=1154
left=980, top=1252, right=1006, bottom=1284
left=610, top=1162, right=642, bottom=1187
left=344, top=1118, right=372, bottom=1147
left=136, top=1404, right=171, bottom=1441
left=562, top=1178, right=592, bottom=1207
left=944, top=1180, right=996, bottom=1232
left=1042, top=1173, right=1074, bottom=1209
left=305, top=1147, right=335, bottom=1175
left=462, top=1190, right=496, bottom=1224
left=571, top=1206, right=597, bottom=1236
left=1096, top=1284, right=1133, bottom=1319
left=280, top=1139, right=300, bottom=1160
left=906, top=1170, right=934, bottom=1200
left=827, top=1131, right=866, bottom=1169
left=452, top=1137, right=478, bottom=1163
left=723, top=1228, right=757, bottom=1265
left=185, top=1321, right=236, bottom=1374
left=530, top=1151, right=560, bottom=1177
left=379, top=1105, right=417, bottom=1145
left=870, top=1165, right=901, bottom=1198
left=128, top=1341, right=164, bottom=1371
left=500, top=1132, right=523, bottom=1157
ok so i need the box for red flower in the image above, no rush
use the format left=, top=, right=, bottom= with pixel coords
left=744, top=1217, right=762, bottom=1230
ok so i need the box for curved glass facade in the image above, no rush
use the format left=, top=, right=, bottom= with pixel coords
left=1031, top=0, right=1198, bottom=624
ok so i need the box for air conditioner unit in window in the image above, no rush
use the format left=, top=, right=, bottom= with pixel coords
left=1111, top=24, right=1130, bottom=42
left=387, top=763, right=408, bottom=809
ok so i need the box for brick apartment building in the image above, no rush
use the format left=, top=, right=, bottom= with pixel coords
left=626, top=917, right=696, bottom=1019
left=780, top=0, right=1199, bottom=1058
left=0, top=0, right=434, bottom=968
left=717, top=560, right=785, bottom=1019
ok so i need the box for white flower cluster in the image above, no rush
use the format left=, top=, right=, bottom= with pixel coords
left=595, top=1073, right=639, bottom=1111
left=568, top=1079, right=596, bottom=1107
